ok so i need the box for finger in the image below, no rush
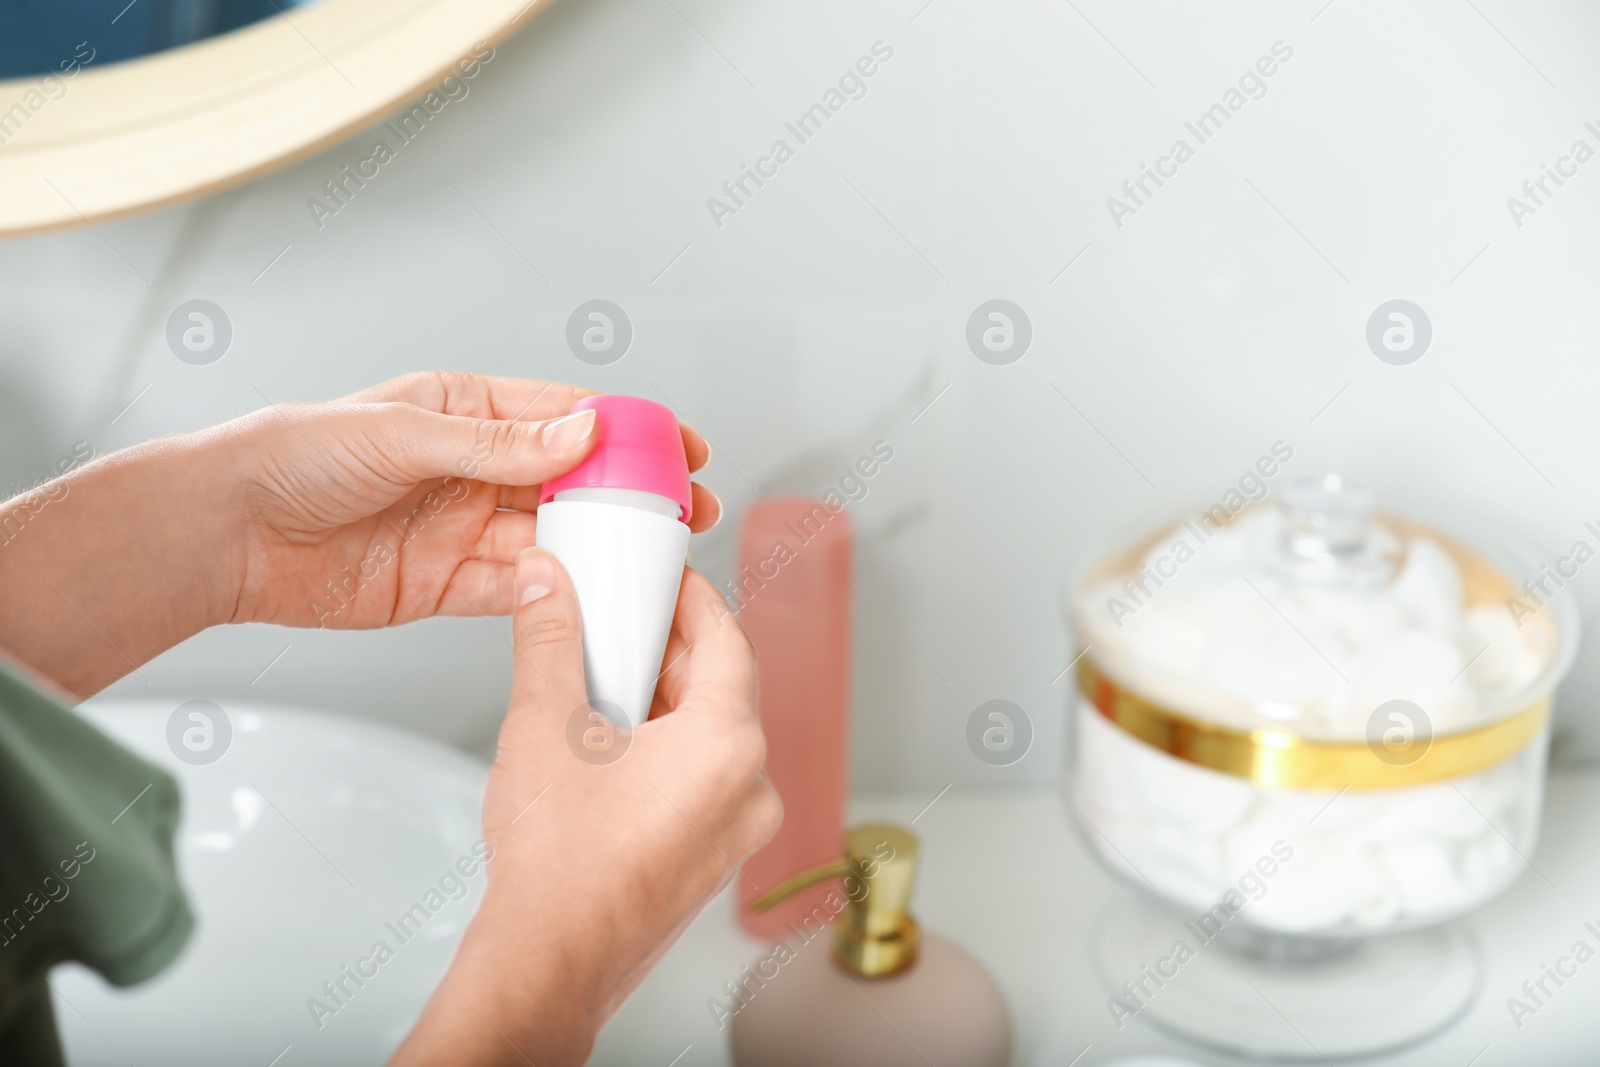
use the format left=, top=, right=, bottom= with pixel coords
left=473, top=510, right=540, bottom=566
left=348, top=372, right=595, bottom=423
left=685, top=483, right=722, bottom=534
left=647, top=625, right=694, bottom=721
left=508, top=547, right=587, bottom=716
left=354, top=403, right=597, bottom=489
left=430, top=509, right=538, bottom=617
left=650, top=581, right=700, bottom=714
left=673, top=566, right=747, bottom=649
left=436, top=559, right=514, bottom=617
left=652, top=568, right=756, bottom=719
left=497, top=483, right=545, bottom=512
left=681, top=426, right=710, bottom=474
left=348, top=371, right=709, bottom=473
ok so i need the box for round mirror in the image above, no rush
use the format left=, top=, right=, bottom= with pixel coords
left=0, top=0, right=544, bottom=235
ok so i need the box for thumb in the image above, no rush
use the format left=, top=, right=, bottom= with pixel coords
left=509, top=547, right=589, bottom=721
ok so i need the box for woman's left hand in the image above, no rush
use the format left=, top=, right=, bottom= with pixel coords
left=224, top=371, right=719, bottom=629
left=0, top=371, right=719, bottom=696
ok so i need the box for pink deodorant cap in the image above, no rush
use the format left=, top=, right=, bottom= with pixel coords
left=539, top=395, right=693, bottom=524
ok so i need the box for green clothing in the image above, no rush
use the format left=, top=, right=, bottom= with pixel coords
left=0, top=657, right=193, bottom=1065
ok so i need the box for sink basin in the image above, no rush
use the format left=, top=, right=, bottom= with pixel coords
left=53, top=701, right=488, bottom=1067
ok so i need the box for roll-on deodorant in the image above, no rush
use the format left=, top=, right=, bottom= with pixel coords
left=536, top=395, right=692, bottom=727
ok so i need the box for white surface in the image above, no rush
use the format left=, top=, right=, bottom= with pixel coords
left=4, top=1, right=1600, bottom=788
left=537, top=496, right=690, bottom=726
left=53, top=701, right=488, bottom=1067
left=37, top=705, right=1600, bottom=1064
left=593, top=774, right=1600, bottom=1067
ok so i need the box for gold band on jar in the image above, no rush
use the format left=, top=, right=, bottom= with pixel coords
left=1077, top=657, right=1549, bottom=791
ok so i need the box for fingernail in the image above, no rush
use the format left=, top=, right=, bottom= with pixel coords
left=706, top=493, right=724, bottom=530
left=516, top=548, right=556, bottom=605
left=542, top=409, right=596, bottom=451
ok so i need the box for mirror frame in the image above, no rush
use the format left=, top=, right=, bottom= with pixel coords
left=0, top=0, right=549, bottom=236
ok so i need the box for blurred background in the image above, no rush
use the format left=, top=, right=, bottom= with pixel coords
left=12, top=2, right=1600, bottom=1065
left=3, top=0, right=1599, bottom=785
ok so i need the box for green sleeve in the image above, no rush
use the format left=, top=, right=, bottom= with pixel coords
left=0, top=655, right=194, bottom=1062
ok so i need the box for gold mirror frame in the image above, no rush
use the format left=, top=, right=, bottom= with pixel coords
left=0, top=0, right=549, bottom=236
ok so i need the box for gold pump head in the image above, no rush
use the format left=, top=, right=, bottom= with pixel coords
left=747, top=823, right=920, bottom=978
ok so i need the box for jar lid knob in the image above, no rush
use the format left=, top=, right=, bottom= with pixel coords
left=1283, top=473, right=1371, bottom=557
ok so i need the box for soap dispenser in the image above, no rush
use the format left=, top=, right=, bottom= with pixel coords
left=729, top=824, right=1012, bottom=1067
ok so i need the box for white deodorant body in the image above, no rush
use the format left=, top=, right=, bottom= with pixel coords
left=535, top=487, right=689, bottom=727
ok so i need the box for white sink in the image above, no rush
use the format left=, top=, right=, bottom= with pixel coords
left=54, top=702, right=488, bottom=1067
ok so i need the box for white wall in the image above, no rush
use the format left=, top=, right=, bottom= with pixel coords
left=3, top=0, right=1599, bottom=787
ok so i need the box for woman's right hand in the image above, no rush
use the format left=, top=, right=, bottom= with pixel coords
left=393, top=548, right=781, bottom=1067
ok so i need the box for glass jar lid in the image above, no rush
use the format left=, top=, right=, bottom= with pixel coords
left=1072, top=475, right=1571, bottom=742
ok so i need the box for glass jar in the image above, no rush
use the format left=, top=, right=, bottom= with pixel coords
left=1065, top=475, right=1577, bottom=1058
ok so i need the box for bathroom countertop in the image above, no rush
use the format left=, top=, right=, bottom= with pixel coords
left=590, top=771, right=1600, bottom=1067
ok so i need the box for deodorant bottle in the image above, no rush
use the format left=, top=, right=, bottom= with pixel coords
left=536, top=395, right=692, bottom=727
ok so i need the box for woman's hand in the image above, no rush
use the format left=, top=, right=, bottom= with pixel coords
left=226, top=371, right=719, bottom=628
left=392, top=549, right=782, bottom=1066
left=0, top=371, right=719, bottom=696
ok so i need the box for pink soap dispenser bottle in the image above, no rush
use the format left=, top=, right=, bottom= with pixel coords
left=729, top=824, right=1013, bottom=1067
